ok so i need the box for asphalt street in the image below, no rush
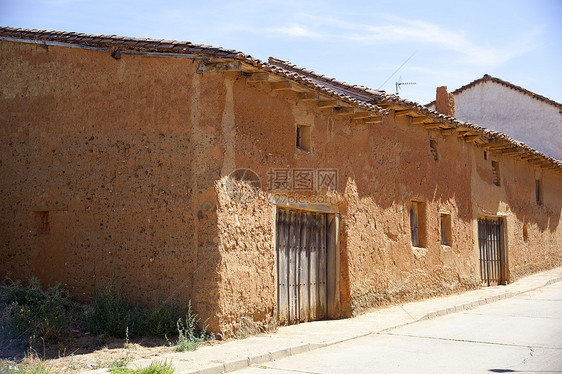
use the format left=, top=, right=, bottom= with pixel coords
left=237, top=282, right=562, bottom=374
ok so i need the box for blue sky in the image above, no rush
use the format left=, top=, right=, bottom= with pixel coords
left=1, top=0, right=561, bottom=105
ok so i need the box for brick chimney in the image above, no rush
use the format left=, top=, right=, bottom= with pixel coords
left=435, top=86, right=455, bottom=117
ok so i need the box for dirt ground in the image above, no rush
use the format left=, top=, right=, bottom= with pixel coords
left=1, top=335, right=219, bottom=373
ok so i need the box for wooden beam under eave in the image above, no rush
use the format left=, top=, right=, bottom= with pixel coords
left=377, top=103, right=404, bottom=110
left=474, top=137, right=488, bottom=145
left=246, top=72, right=271, bottom=82
left=440, top=129, right=456, bottom=136
left=489, top=146, right=513, bottom=152
left=462, top=135, right=480, bottom=142
left=501, top=150, right=523, bottom=156
left=456, top=130, right=471, bottom=137
left=423, top=123, right=441, bottom=129
left=352, top=111, right=370, bottom=120
left=365, top=117, right=383, bottom=124
left=482, top=140, right=502, bottom=148
left=410, top=117, right=426, bottom=125
left=394, top=110, right=414, bottom=117
left=318, top=100, right=339, bottom=109
left=334, top=107, right=356, bottom=116
left=198, top=61, right=242, bottom=72
left=487, top=144, right=512, bottom=150
left=270, top=81, right=292, bottom=91
left=297, top=91, right=319, bottom=101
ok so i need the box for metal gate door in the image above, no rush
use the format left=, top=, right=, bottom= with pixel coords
left=478, top=217, right=506, bottom=286
left=276, top=208, right=327, bottom=324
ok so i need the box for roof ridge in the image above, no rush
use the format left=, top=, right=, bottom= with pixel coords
left=0, top=25, right=248, bottom=58
left=436, top=74, right=562, bottom=109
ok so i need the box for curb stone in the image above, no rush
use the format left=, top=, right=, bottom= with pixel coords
left=186, top=274, right=562, bottom=374
left=89, top=272, right=562, bottom=374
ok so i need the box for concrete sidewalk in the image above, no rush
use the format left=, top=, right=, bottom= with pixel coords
left=88, top=267, right=562, bottom=374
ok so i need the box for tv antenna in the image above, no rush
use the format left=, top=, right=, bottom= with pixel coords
left=395, top=81, right=416, bottom=95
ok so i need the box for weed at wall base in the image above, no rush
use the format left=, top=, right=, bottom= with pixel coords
left=0, top=277, right=78, bottom=353
left=86, top=280, right=143, bottom=339
left=173, top=301, right=213, bottom=352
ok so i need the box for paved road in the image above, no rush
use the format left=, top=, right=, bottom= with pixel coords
left=237, top=282, right=562, bottom=374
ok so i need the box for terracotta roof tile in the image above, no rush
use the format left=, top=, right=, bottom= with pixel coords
left=0, top=26, right=242, bottom=58
left=266, top=58, right=561, bottom=167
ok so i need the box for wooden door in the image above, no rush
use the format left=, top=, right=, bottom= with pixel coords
left=277, top=208, right=327, bottom=324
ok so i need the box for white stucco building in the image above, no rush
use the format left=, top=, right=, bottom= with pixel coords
left=428, top=75, right=562, bottom=161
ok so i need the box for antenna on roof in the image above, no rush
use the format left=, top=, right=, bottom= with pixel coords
left=395, top=81, right=416, bottom=95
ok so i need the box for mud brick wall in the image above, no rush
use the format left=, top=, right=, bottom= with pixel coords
left=0, top=41, right=224, bottom=326
left=1, top=39, right=561, bottom=337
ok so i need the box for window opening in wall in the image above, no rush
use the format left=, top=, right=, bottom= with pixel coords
left=440, top=213, right=452, bottom=245
left=410, top=201, right=425, bottom=247
left=296, top=124, right=311, bottom=152
left=34, top=211, right=50, bottom=234
left=484, top=150, right=488, bottom=160
left=429, top=139, right=438, bottom=161
left=535, top=179, right=543, bottom=204
left=492, top=161, right=501, bottom=186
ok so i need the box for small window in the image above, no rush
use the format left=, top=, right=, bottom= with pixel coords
left=34, top=211, right=50, bottom=234
left=483, top=150, right=488, bottom=160
left=492, top=161, right=500, bottom=186
left=429, top=139, right=438, bottom=161
left=410, top=201, right=425, bottom=247
left=440, top=213, right=452, bottom=245
left=296, top=124, right=311, bottom=151
left=535, top=179, right=543, bottom=204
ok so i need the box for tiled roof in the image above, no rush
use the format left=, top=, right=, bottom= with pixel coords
left=1, top=26, right=560, bottom=168
left=267, top=58, right=562, bottom=166
left=426, top=74, right=562, bottom=109
left=0, top=26, right=247, bottom=58
left=0, top=26, right=387, bottom=116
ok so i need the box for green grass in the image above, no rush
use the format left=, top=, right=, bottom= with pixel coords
left=110, top=360, right=175, bottom=374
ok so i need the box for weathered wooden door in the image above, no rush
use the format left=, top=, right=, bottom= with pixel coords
left=276, top=208, right=327, bottom=324
left=478, top=217, right=507, bottom=286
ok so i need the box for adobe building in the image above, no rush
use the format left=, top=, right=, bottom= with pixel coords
left=1, top=27, right=561, bottom=336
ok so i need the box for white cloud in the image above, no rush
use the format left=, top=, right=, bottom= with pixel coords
left=349, top=20, right=536, bottom=67
left=266, top=24, right=322, bottom=38
left=257, top=14, right=540, bottom=69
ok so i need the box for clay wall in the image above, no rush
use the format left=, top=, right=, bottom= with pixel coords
left=212, top=77, right=480, bottom=333
left=470, top=147, right=562, bottom=281
left=2, top=39, right=561, bottom=337
left=0, top=40, right=225, bottom=328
